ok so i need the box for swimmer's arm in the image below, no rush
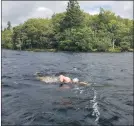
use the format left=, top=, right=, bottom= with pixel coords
left=78, top=81, right=89, bottom=86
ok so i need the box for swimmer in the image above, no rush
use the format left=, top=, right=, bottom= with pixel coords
left=59, top=75, right=88, bottom=86
left=37, top=74, right=89, bottom=86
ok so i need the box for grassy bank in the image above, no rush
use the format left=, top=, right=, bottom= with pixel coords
left=128, top=48, right=134, bottom=52
left=25, top=48, right=133, bottom=53
left=25, top=48, right=57, bottom=52
left=2, top=48, right=133, bottom=53
left=107, top=47, right=134, bottom=53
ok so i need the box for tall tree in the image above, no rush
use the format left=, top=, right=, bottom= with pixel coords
left=60, top=0, right=84, bottom=31
left=7, top=21, right=11, bottom=30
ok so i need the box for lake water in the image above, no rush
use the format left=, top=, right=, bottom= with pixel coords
left=2, top=49, right=133, bottom=126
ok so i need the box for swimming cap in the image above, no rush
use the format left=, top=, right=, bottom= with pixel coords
left=72, top=78, right=79, bottom=83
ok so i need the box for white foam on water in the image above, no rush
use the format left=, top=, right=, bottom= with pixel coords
left=90, top=87, right=100, bottom=124
left=80, top=90, right=84, bottom=94
left=38, top=76, right=59, bottom=83
left=73, top=85, right=80, bottom=90
left=72, top=83, right=100, bottom=125
left=73, top=67, right=78, bottom=71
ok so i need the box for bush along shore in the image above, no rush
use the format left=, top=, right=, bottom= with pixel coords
left=26, top=47, right=133, bottom=52
left=2, top=0, right=133, bottom=52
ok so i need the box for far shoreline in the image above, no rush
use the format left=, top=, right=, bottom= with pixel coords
left=2, top=48, right=134, bottom=53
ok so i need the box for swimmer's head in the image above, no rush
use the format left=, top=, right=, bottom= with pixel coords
left=59, top=75, right=64, bottom=77
left=72, top=78, right=79, bottom=83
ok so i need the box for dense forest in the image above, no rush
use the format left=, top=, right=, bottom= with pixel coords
left=2, top=0, right=134, bottom=52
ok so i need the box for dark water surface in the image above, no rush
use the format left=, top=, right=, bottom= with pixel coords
left=2, top=49, right=133, bottom=126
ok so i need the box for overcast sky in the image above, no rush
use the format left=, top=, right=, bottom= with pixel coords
left=2, top=1, right=133, bottom=28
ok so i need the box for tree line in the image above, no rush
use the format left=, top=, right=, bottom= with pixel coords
left=2, top=0, right=133, bottom=52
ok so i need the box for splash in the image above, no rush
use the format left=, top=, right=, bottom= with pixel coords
left=90, top=87, right=100, bottom=124
left=37, top=76, right=59, bottom=83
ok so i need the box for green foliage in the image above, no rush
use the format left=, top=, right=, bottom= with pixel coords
left=96, top=37, right=112, bottom=52
left=1, top=0, right=133, bottom=52
left=2, top=29, right=13, bottom=48
left=59, top=27, right=94, bottom=51
left=120, top=41, right=130, bottom=52
left=108, top=47, right=121, bottom=52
